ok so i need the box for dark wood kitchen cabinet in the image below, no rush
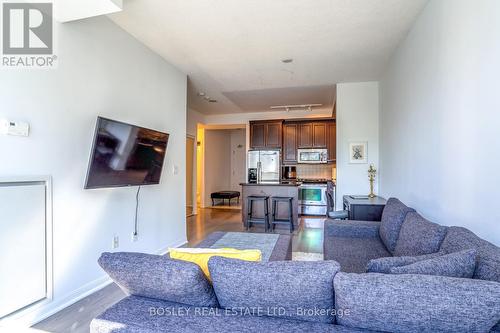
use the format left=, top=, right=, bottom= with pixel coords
left=298, top=123, right=313, bottom=148
left=313, top=122, right=327, bottom=148
left=265, top=122, right=282, bottom=148
left=283, top=123, right=298, bottom=163
left=250, top=122, right=266, bottom=148
left=250, top=118, right=335, bottom=163
left=297, top=121, right=328, bottom=149
left=249, top=120, right=282, bottom=149
left=327, top=121, right=336, bottom=162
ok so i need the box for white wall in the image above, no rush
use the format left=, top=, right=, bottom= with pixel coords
left=336, top=82, right=379, bottom=209
left=186, top=108, right=204, bottom=211
left=379, top=0, right=500, bottom=245
left=0, top=16, right=187, bottom=325
left=204, top=130, right=231, bottom=205
left=187, top=108, right=206, bottom=137
left=230, top=129, right=246, bottom=191
left=202, top=129, right=245, bottom=205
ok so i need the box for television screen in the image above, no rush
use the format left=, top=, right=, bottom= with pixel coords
left=84, top=117, right=169, bottom=189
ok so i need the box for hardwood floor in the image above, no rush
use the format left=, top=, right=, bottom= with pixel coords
left=32, top=208, right=326, bottom=332
left=32, top=283, right=125, bottom=333
left=187, top=207, right=325, bottom=253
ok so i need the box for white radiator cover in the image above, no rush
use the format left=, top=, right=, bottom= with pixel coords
left=0, top=179, right=51, bottom=319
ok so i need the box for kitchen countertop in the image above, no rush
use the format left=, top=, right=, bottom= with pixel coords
left=240, top=180, right=335, bottom=187
left=240, top=181, right=300, bottom=186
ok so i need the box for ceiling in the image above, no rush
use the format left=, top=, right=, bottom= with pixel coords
left=109, top=0, right=428, bottom=115
left=56, top=0, right=122, bottom=22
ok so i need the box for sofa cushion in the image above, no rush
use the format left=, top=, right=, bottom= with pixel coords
left=208, top=257, right=340, bottom=324
left=98, top=252, right=218, bottom=307
left=90, top=296, right=374, bottom=333
left=379, top=198, right=415, bottom=253
left=366, top=252, right=442, bottom=273
left=393, top=212, right=447, bottom=256
left=334, top=272, right=500, bottom=333
left=440, top=226, right=500, bottom=282
left=324, top=236, right=390, bottom=273
left=389, top=249, right=477, bottom=278
left=324, top=220, right=381, bottom=238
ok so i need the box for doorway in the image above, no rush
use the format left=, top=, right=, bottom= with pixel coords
left=202, top=127, right=246, bottom=209
left=186, top=135, right=195, bottom=217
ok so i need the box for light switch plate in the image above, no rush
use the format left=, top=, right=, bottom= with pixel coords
left=0, top=120, right=30, bottom=137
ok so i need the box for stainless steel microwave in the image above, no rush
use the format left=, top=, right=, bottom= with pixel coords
left=297, top=148, right=328, bottom=164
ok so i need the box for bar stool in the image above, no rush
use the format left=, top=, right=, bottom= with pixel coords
left=271, top=196, right=294, bottom=233
left=326, top=191, right=348, bottom=220
left=247, top=196, right=270, bottom=232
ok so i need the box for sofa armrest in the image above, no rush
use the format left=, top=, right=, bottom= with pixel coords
left=324, top=220, right=381, bottom=238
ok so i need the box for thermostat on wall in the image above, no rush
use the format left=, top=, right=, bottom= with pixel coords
left=0, top=119, right=30, bottom=137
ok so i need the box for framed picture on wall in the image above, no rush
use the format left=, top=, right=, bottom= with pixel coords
left=349, top=142, right=368, bottom=164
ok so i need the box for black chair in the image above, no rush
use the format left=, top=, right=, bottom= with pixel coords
left=247, top=196, right=270, bottom=232
left=271, top=196, right=294, bottom=233
left=326, top=191, right=348, bottom=220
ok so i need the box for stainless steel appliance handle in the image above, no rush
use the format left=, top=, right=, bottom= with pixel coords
left=257, top=161, right=262, bottom=183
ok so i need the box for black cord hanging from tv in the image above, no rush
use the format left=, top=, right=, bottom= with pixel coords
left=134, top=186, right=141, bottom=236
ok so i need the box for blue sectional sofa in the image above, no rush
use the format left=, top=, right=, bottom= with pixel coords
left=324, top=197, right=500, bottom=333
left=91, top=198, right=500, bottom=333
left=324, top=198, right=500, bottom=281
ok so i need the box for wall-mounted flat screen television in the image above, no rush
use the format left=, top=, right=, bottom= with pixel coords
left=84, top=117, right=169, bottom=189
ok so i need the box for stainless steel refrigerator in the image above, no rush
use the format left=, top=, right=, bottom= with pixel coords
left=248, top=150, right=280, bottom=183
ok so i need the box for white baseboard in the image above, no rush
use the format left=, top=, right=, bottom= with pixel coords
left=0, top=275, right=112, bottom=328
left=156, top=239, right=188, bottom=255
left=0, top=238, right=188, bottom=328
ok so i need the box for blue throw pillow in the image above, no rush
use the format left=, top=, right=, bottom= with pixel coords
left=379, top=198, right=415, bottom=253
left=393, top=212, right=448, bottom=256
left=366, top=252, right=443, bottom=273
left=98, top=252, right=218, bottom=307
left=389, top=249, right=477, bottom=278
left=208, top=256, right=340, bottom=324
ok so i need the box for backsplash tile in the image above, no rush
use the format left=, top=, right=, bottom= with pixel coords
left=297, top=164, right=335, bottom=180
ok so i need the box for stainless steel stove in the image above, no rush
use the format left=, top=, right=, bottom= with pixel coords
left=298, top=179, right=329, bottom=216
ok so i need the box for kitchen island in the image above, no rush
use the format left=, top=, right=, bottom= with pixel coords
left=240, top=182, right=299, bottom=231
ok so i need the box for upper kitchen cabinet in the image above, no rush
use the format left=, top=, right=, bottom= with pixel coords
left=283, top=123, right=298, bottom=164
left=266, top=121, right=282, bottom=148
left=249, top=120, right=283, bottom=149
left=250, top=122, right=266, bottom=148
left=298, top=121, right=327, bottom=148
left=313, top=122, right=327, bottom=148
left=298, top=123, right=313, bottom=148
left=327, top=121, right=336, bottom=162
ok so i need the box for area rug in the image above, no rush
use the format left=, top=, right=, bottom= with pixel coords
left=211, top=232, right=280, bottom=261
left=292, top=252, right=324, bottom=261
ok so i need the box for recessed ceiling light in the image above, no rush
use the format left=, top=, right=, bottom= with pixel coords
left=281, top=58, right=293, bottom=63
left=197, top=92, right=206, bottom=96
